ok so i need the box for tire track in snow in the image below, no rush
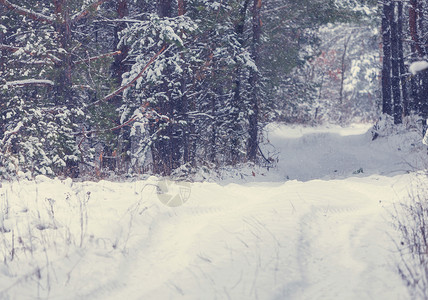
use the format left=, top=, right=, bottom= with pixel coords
left=298, top=205, right=366, bottom=299
left=88, top=200, right=229, bottom=300
left=281, top=192, right=404, bottom=300
left=61, top=178, right=408, bottom=300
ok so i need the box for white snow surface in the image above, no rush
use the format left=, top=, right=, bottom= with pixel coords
left=1, top=123, right=426, bottom=299
left=409, top=60, right=428, bottom=75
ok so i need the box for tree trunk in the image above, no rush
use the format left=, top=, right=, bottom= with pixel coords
left=397, top=1, right=408, bottom=117
left=177, top=1, right=193, bottom=167
left=339, top=35, right=351, bottom=105
left=391, top=2, right=402, bottom=124
left=248, top=0, right=261, bottom=162
left=151, top=0, right=174, bottom=175
left=0, top=22, right=4, bottom=76
left=112, top=0, right=129, bottom=86
left=417, top=0, right=426, bottom=56
left=0, top=11, right=4, bottom=138
left=54, top=0, right=73, bottom=107
left=112, top=0, right=129, bottom=174
left=381, top=0, right=393, bottom=116
left=54, top=0, right=79, bottom=177
left=409, top=0, right=420, bottom=112
left=231, top=0, right=250, bottom=164
left=409, top=0, right=424, bottom=57
left=158, top=0, right=172, bottom=17
left=178, top=0, right=186, bottom=16
left=417, top=2, right=428, bottom=118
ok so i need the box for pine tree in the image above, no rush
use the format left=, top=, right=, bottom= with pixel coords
left=0, top=0, right=118, bottom=177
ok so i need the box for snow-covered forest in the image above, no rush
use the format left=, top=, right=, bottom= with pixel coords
left=0, top=0, right=381, bottom=178
left=1, top=0, right=428, bottom=299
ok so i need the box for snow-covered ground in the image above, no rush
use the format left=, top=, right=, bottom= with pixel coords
left=0, top=123, right=426, bottom=299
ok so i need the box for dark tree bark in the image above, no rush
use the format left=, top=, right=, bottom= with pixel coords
left=177, top=0, right=193, bottom=167
left=0, top=4, right=4, bottom=76
left=0, top=19, right=4, bottom=76
left=178, top=0, right=186, bottom=16
left=409, top=0, right=424, bottom=57
left=53, top=0, right=80, bottom=177
left=0, top=6, right=4, bottom=139
left=158, top=0, right=173, bottom=17
left=209, top=89, right=218, bottom=164
left=112, top=0, right=130, bottom=174
left=397, top=1, right=408, bottom=117
left=248, top=0, right=262, bottom=162
left=150, top=0, right=175, bottom=175
left=231, top=0, right=250, bottom=164
left=409, top=0, right=420, bottom=112
left=381, top=0, right=393, bottom=116
left=54, top=0, right=73, bottom=107
left=391, top=2, right=402, bottom=124
left=417, top=2, right=428, bottom=118
left=112, top=0, right=129, bottom=86
left=417, top=0, right=426, bottom=56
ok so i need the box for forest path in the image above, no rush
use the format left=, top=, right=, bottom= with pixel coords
left=1, top=124, right=422, bottom=299
left=264, top=123, right=423, bottom=181
left=90, top=176, right=411, bottom=300
left=86, top=124, right=420, bottom=299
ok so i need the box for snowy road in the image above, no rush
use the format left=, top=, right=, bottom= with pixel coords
left=0, top=124, right=423, bottom=299
left=85, top=177, right=408, bottom=300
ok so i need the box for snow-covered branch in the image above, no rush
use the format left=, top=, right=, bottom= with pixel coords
left=3, top=79, right=54, bottom=88
left=0, top=0, right=54, bottom=24
left=0, top=121, right=23, bottom=144
left=88, top=45, right=168, bottom=107
left=409, top=61, right=428, bottom=75
left=0, top=43, right=61, bottom=64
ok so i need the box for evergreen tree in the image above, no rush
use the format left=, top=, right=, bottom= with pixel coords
left=0, top=0, right=117, bottom=177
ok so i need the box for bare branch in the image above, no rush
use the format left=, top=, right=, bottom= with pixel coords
left=74, top=115, right=138, bottom=137
left=0, top=0, right=54, bottom=24
left=88, top=45, right=167, bottom=107
left=72, top=0, right=110, bottom=23
left=75, top=50, right=121, bottom=65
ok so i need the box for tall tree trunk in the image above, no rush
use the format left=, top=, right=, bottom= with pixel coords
left=409, top=0, right=424, bottom=57
left=0, top=12, right=4, bottom=138
left=54, top=0, right=78, bottom=177
left=151, top=0, right=174, bottom=175
left=417, top=0, right=426, bottom=56
left=177, top=0, right=193, bottom=167
left=231, top=0, right=250, bottom=164
left=113, top=0, right=129, bottom=86
left=398, top=1, right=408, bottom=117
left=209, top=90, right=218, bottom=164
left=339, top=35, right=351, bottom=105
left=178, top=0, right=186, bottom=16
left=248, top=0, right=261, bottom=162
left=0, top=21, right=4, bottom=76
left=54, top=0, right=73, bottom=107
left=381, top=0, right=393, bottom=116
left=112, top=0, right=129, bottom=174
left=158, top=0, right=172, bottom=17
left=417, top=1, right=428, bottom=118
left=409, top=0, right=420, bottom=112
left=391, top=2, right=402, bottom=124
